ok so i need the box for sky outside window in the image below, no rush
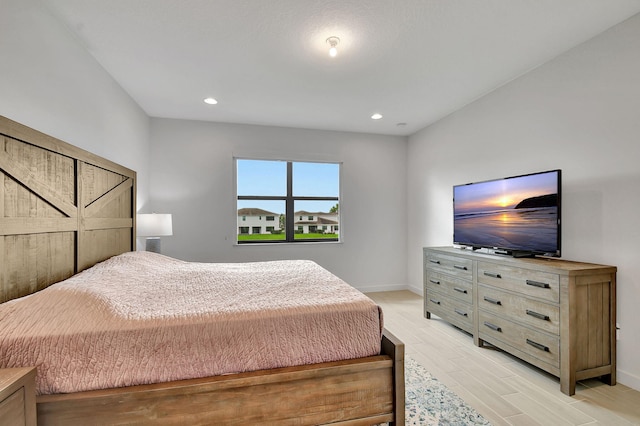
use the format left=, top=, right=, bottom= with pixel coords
left=237, top=159, right=286, bottom=196
left=237, top=159, right=339, bottom=213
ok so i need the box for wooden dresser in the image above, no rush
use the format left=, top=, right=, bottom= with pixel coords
left=0, top=368, right=36, bottom=426
left=424, top=246, right=617, bottom=395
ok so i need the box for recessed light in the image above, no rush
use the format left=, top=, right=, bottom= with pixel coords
left=204, top=97, right=218, bottom=105
left=371, top=113, right=383, bottom=120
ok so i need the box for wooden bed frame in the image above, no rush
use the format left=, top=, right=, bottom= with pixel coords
left=0, top=115, right=404, bottom=425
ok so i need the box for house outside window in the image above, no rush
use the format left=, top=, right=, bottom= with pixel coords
left=237, top=208, right=281, bottom=238
left=236, top=159, right=340, bottom=243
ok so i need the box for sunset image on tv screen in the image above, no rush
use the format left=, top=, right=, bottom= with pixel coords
left=453, top=171, right=559, bottom=253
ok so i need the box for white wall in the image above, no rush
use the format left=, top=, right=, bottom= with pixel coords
left=407, top=14, right=640, bottom=390
left=149, top=118, right=407, bottom=292
left=0, top=0, right=150, bottom=207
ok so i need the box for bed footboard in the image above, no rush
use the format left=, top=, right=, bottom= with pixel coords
left=36, top=330, right=404, bottom=425
left=382, top=328, right=405, bottom=426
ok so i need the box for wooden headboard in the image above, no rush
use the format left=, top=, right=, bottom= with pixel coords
left=0, top=116, right=136, bottom=303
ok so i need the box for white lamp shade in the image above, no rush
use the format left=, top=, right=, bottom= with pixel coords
left=137, top=214, right=173, bottom=237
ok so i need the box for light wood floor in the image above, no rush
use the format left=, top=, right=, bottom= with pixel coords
left=367, top=290, right=640, bottom=426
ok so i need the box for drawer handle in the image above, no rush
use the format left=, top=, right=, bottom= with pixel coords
left=454, top=287, right=468, bottom=294
left=429, top=279, right=441, bottom=285
left=484, top=271, right=502, bottom=279
left=429, top=298, right=441, bottom=305
left=526, top=339, right=550, bottom=352
left=429, top=259, right=441, bottom=264
left=526, top=279, right=550, bottom=289
left=483, top=296, right=502, bottom=305
left=526, top=309, right=550, bottom=321
left=454, top=265, right=468, bottom=271
left=454, top=309, right=468, bottom=317
left=484, top=321, right=502, bottom=332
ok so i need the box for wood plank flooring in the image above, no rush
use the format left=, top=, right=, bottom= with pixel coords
left=367, top=290, right=640, bottom=425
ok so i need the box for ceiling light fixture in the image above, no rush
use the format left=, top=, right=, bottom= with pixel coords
left=326, top=36, right=340, bottom=58
left=204, top=97, right=218, bottom=105
left=371, top=113, right=383, bottom=120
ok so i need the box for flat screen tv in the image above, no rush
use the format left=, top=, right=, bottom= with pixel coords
left=453, top=169, right=561, bottom=257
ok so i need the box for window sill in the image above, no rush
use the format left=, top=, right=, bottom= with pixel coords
left=235, top=240, right=342, bottom=247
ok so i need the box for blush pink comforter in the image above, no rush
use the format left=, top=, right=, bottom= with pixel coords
left=0, top=252, right=383, bottom=395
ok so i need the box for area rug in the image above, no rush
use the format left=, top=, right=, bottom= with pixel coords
left=404, top=356, right=492, bottom=425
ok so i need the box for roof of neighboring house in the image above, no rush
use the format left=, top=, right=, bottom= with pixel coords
left=295, top=217, right=339, bottom=225
left=237, top=208, right=279, bottom=216
left=294, top=211, right=338, bottom=216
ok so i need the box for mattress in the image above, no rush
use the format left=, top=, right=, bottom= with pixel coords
left=0, top=252, right=383, bottom=395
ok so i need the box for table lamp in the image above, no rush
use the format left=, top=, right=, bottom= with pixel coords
left=137, top=213, right=173, bottom=253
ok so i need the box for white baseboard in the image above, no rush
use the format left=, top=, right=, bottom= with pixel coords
left=356, top=283, right=423, bottom=296
left=618, top=369, right=640, bottom=392
left=407, top=283, right=423, bottom=296
left=357, top=283, right=409, bottom=294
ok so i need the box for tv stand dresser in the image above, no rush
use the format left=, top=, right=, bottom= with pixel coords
left=423, top=246, right=617, bottom=395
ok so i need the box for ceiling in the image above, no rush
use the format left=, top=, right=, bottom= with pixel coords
left=41, top=0, right=640, bottom=136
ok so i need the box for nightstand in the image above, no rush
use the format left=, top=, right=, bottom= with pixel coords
left=0, top=368, right=36, bottom=426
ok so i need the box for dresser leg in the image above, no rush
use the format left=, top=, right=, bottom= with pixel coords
left=560, top=379, right=576, bottom=396
left=602, top=373, right=616, bottom=386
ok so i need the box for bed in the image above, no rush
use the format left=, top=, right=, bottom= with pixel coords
left=0, top=115, right=404, bottom=425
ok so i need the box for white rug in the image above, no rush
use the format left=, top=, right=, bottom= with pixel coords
left=404, top=357, right=492, bottom=425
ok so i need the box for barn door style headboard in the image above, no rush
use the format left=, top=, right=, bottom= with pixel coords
left=0, top=115, right=136, bottom=303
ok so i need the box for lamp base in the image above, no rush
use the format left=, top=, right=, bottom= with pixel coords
left=145, top=237, right=161, bottom=253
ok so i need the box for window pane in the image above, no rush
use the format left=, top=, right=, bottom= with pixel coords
left=237, top=200, right=285, bottom=242
left=294, top=200, right=339, bottom=240
left=237, top=159, right=286, bottom=196
left=293, top=162, right=339, bottom=197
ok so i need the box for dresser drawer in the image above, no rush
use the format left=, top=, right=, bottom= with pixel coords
left=479, top=310, right=559, bottom=368
left=477, top=261, right=559, bottom=303
left=425, top=252, right=473, bottom=280
left=425, top=290, right=473, bottom=333
left=478, top=285, right=559, bottom=335
left=426, top=270, right=473, bottom=304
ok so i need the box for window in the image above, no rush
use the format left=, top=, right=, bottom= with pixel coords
left=237, top=159, right=340, bottom=243
left=252, top=226, right=261, bottom=234
left=239, top=227, right=249, bottom=234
